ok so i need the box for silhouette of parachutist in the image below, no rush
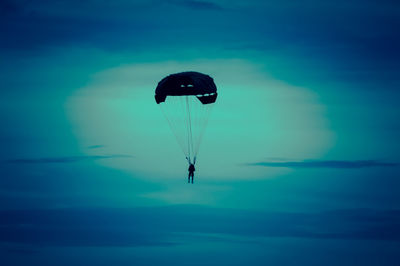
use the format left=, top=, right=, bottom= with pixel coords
left=188, top=164, right=195, bottom=184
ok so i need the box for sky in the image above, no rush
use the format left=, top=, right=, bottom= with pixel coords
left=1, top=0, right=400, bottom=265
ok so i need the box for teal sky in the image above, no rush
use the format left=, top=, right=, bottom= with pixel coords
left=1, top=0, right=400, bottom=265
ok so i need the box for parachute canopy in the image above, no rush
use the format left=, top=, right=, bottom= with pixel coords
left=155, top=71, right=218, bottom=165
left=155, top=71, right=217, bottom=104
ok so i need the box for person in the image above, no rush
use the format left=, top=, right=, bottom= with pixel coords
left=188, top=163, right=195, bottom=183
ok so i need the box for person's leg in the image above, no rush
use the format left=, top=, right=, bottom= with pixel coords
left=191, top=173, right=194, bottom=183
left=188, top=173, right=190, bottom=183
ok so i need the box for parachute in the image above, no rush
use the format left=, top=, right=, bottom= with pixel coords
left=155, top=71, right=218, bottom=164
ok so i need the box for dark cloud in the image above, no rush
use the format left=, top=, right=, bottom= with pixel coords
left=0, top=15, right=154, bottom=52
left=0, top=206, right=399, bottom=247
left=5, top=155, right=132, bottom=164
left=0, top=0, right=20, bottom=16
left=6, top=247, right=39, bottom=255
left=170, top=0, right=224, bottom=10
left=247, top=160, right=398, bottom=169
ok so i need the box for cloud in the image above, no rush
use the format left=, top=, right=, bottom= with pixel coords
left=6, top=155, right=132, bottom=164
left=247, top=160, right=398, bottom=169
left=171, top=0, right=224, bottom=10
left=0, top=206, right=399, bottom=247
left=0, top=0, right=20, bottom=16
left=87, top=145, right=104, bottom=149
left=6, top=247, right=39, bottom=255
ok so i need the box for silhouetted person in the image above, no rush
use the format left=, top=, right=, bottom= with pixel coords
left=188, top=163, right=195, bottom=183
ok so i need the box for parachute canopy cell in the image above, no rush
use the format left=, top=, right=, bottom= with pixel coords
left=155, top=71, right=217, bottom=104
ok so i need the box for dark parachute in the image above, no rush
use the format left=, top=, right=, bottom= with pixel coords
left=155, top=71, right=218, bottom=164
left=155, top=71, right=217, bottom=104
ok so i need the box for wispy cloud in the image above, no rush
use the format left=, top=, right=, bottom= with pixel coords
left=87, top=145, right=104, bottom=149
left=6, top=155, right=132, bottom=164
left=170, top=0, right=224, bottom=11
left=247, top=160, right=398, bottom=169
left=6, top=247, right=39, bottom=255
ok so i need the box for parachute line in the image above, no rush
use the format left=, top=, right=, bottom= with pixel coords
left=186, top=96, right=195, bottom=164
left=159, top=95, right=214, bottom=164
left=160, top=105, right=186, bottom=156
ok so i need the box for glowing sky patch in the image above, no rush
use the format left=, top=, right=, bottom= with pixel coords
left=67, top=59, right=334, bottom=180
